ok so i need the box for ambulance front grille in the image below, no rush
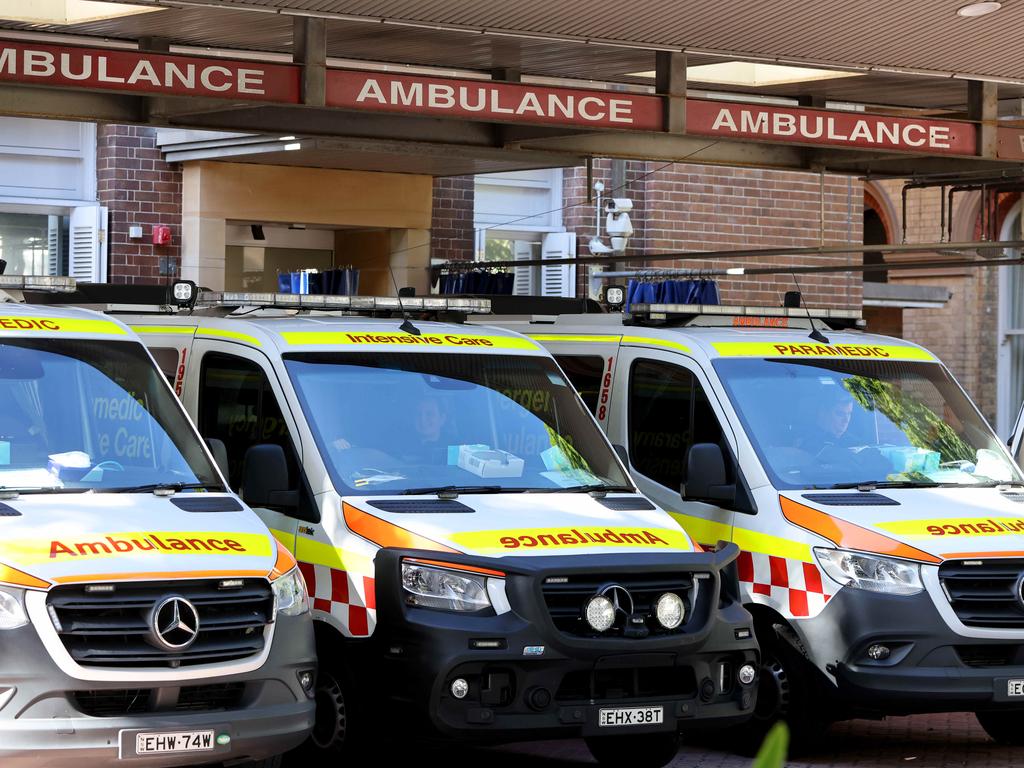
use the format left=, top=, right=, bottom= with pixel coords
left=541, top=572, right=699, bottom=638
left=46, top=579, right=273, bottom=668
left=939, top=559, right=1024, bottom=628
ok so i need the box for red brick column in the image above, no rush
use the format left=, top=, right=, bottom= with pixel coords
left=431, top=175, right=475, bottom=263
left=97, top=125, right=182, bottom=284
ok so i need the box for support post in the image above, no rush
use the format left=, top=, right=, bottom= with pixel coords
left=655, top=51, right=686, bottom=134
left=491, top=67, right=521, bottom=83
left=968, top=80, right=998, bottom=158
left=294, top=17, right=327, bottom=108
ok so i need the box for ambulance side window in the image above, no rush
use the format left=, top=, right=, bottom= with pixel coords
left=554, top=355, right=605, bottom=416
left=197, top=353, right=300, bottom=493
left=628, top=358, right=724, bottom=491
left=149, top=347, right=180, bottom=386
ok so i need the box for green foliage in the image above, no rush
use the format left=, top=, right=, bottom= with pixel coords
left=752, top=722, right=789, bottom=768
left=483, top=238, right=514, bottom=262
left=843, top=376, right=975, bottom=464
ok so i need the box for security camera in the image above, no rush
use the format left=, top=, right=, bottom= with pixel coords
left=605, top=198, right=633, bottom=214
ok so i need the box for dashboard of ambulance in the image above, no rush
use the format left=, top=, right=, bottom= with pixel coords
left=283, top=352, right=633, bottom=495
left=712, top=356, right=1022, bottom=491
left=0, top=338, right=221, bottom=493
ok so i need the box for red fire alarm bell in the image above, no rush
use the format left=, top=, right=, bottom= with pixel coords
left=152, top=225, right=172, bottom=245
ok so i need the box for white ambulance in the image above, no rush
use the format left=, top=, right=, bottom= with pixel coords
left=103, top=286, right=759, bottom=768
left=0, top=279, right=315, bottom=767
left=490, top=300, right=1024, bottom=750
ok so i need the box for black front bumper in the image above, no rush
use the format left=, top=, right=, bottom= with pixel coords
left=801, top=583, right=1024, bottom=716
left=356, top=546, right=758, bottom=741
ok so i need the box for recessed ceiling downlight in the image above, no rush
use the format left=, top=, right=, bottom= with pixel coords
left=957, top=2, right=1002, bottom=17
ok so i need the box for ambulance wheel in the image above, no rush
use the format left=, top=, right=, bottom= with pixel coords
left=976, top=710, right=1024, bottom=744
left=294, top=658, right=367, bottom=760
left=730, top=633, right=828, bottom=756
left=584, top=731, right=680, bottom=768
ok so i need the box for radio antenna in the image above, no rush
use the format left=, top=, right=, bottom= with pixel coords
left=384, top=260, right=421, bottom=336
left=790, top=273, right=830, bottom=344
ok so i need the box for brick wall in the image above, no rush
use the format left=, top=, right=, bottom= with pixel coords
left=874, top=180, right=1000, bottom=424
left=97, top=125, right=181, bottom=285
left=567, top=161, right=863, bottom=310
left=430, top=175, right=475, bottom=263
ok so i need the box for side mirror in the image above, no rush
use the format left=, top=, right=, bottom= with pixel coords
left=682, top=443, right=736, bottom=503
left=241, top=444, right=298, bottom=511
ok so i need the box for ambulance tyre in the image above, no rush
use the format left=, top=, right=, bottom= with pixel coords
left=584, top=731, right=681, bottom=768
left=975, top=711, right=1024, bottom=745
left=294, top=655, right=368, bottom=760
left=732, top=629, right=829, bottom=756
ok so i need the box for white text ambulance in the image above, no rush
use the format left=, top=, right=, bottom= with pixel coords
left=489, top=300, right=1024, bottom=750
left=0, top=283, right=315, bottom=767
left=106, top=287, right=759, bottom=768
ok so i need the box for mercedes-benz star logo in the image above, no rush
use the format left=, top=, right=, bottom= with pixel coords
left=600, top=584, right=635, bottom=618
left=148, top=596, right=200, bottom=651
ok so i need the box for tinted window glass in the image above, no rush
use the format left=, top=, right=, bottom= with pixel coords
left=284, top=352, right=631, bottom=495
left=0, top=339, right=218, bottom=491
left=714, top=357, right=1021, bottom=490
left=198, top=353, right=298, bottom=491
left=629, top=359, right=723, bottom=490
left=555, top=355, right=606, bottom=415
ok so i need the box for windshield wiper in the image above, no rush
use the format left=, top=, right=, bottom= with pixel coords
left=829, top=480, right=942, bottom=491
left=0, top=486, right=92, bottom=496
left=108, top=482, right=226, bottom=495
left=537, top=484, right=637, bottom=494
left=400, top=485, right=506, bottom=497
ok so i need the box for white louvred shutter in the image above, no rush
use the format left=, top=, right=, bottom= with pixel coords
left=69, top=205, right=107, bottom=282
left=541, top=232, right=576, bottom=297
left=512, top=239, right=535, bottom=295
left=46, top=215, right=60, bottom=276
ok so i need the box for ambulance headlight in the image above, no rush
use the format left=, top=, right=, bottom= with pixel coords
left=814, top=548, right=923, bottom=595
left=272, top=568, right=310, bottom=617
left=401, top=562, right=492, bottom=613
left=0, top=587, right=28, bottom=630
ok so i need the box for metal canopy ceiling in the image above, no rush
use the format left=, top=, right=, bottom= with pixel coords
left=3, top=3, right=1024, bottom=112
left=44, top=0, right=1024, bottom=82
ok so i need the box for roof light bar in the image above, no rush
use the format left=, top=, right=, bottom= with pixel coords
left=632, top=303, right=862, bottom=320
left=0, top=275, right=77, bottom=293
left=197, top=291, right=492, bottom=314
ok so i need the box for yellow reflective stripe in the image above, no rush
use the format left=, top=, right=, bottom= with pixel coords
left=528, top=334, right=624, bottom=344
left=197, top=328, right=262, bottom=347
left=281, top=331, right=537, bottom=350
left=1, top=531, right=272, bottom=565
left=0, top=317, right=127, bottom=336
left=668, top=511, right=813, bottom=563
left=527, top=333, right=692, bottom=353
left=877, top=517, right=1024, bottom=538
left=622, top=336, right=691, bottom=353
left=712, top=341, right=935, bottom=361
left=450, top=526, right=693, bottom=554
left=292, top=533, right=375, bottom=575
left=129, top=325, right=196, bottom=336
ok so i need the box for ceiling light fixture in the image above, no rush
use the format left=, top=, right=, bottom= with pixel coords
left=626, top=62, right=862, bottom=88
left=957, top=2, right=1002, bottom=17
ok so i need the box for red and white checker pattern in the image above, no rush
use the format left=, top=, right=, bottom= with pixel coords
left=737, top=551, right=835, bottom=618
left=297, top=561, right=377, bottom=637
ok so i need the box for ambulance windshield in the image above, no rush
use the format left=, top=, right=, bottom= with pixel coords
left=0, top=339, right=220, bottom=492
left=713, top=356, right=1022, bottom=490
left=284, top=352, right=632, bottom=494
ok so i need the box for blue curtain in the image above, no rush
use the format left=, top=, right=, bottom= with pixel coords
left=626, top=279, right=720, bottom=311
